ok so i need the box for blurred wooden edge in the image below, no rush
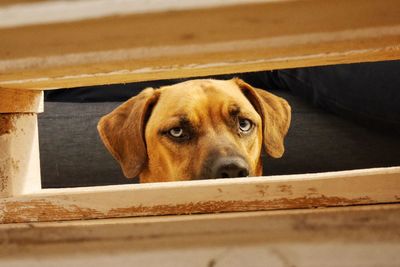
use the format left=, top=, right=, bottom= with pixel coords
left=1, top=167, right=399, bottom=224
left=1, top=203, right=399, bottom=246
left=0, top=89, right=43, bottom=113
left=1, top=204, right=399, bottom=266
left=0, top=0, right=399, bottom=90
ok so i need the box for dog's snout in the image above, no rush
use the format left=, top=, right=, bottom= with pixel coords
left=212, top=157, right=249, bottom=179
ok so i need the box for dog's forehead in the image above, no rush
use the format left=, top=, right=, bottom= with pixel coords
left=146, top=79, right=260, bottom=129
left=157, top=79, right=247, bottom=107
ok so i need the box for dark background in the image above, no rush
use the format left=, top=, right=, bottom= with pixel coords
left=39, top=61, right=400, bottom=188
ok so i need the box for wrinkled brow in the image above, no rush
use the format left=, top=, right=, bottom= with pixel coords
left=228, top=104, right=241, bottom=117
left=157, top=115, right=195, bottom=134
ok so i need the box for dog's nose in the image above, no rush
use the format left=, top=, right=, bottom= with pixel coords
left=212, top=157, right=250, bottom=179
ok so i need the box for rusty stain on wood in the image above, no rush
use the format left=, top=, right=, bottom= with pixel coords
left=107, top=196, right=373, bottom=217
left=0, top=114, right=34, bottom=136
left=0, top=166, right=9, bottom=193
left=0, top=89, right=42, bottom=113
left=1, top=199, right=103, bottom=224
left=255, top=185, right=269, bottom=197
left=307, top=188, right=319, bottom=196
left=0, top=195, right=373, bottom=224
left=278, top=185, right=293, bottom=195
left=0, top=114, right=16, bottom=136
left=0, top=155, right=21, bottom=195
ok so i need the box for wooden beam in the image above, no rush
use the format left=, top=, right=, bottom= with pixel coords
left=0, top=114, right=42, bottom=198
left=1, top=167, right=399, bottom=223
left=2, top=203, right=399, bottom=244
left=0, top=90, right=43, bottom=198
left=0, top=89, right=43, bottom=113
left=1, top=204, right=399, bottom=266
left=0, top=0, right=399, bottom=90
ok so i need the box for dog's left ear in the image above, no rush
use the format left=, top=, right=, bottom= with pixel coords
left=97, top=88, right=159, bottom=178
left=234, top=78, right=291, bottom=158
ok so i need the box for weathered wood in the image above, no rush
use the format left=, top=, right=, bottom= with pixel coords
left=0, top=89, right=43, bottom=198
left=0, top=204, right=399, bottom=266
left=0, top=0, right=272, bottom=27
left=2, top=203, right=399, bottom=244
left=0, top=89, right=43, bottom=113
left=0, top=113, right=42, bottom=198
left=0, top=1, right=399, bottom=239
left=0, top=0, right=399, bottom=90
left=1, top=167, right=399, bottom=223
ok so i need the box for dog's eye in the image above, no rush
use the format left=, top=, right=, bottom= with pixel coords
left=168, top=127, right=184, bottom=138
left=238, top=118, right=253, bottom=133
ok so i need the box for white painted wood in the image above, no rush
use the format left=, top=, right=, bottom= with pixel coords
left=1, top=167, right=399, bottom=223
left=0, top=204, right=399, bottom=267
left=0, top=114, right=42, bottom=198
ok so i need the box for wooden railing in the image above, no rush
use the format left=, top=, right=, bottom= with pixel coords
left=1, top=0, right=400, bottom=224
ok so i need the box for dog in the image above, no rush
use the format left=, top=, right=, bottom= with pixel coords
left=97, top=78, right=291, bottom=183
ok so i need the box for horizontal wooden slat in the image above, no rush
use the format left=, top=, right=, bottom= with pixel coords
left=1, top=167, right=399, bottom=223
left=0, top=0, right=269, bottom=28
left=2, top=203, right=399, bottom=245
left=0, top=0, right=44, bottom=7
left=1, top=204, right=399, bottom=266
left=0, top=0, right=399, bottom=90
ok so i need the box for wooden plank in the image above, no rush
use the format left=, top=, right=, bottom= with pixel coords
left=0, top=113, right=42, bottom=198
left=0, top=89, right=43, bottom=198
left=0, top=0, right=270, bottom=28
left=1, top=167, right=399, bottom=223
left=0, top=204, right=399, bottom=266
left=0, top=0, right=44, bottom=7
left=0, top=0, right=399, bottom=90
left=0, top=88, right=43, bottom=113
left=2, top=203, right=399, bottom=244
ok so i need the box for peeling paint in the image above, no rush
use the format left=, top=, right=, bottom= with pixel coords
left=0, top=161, right=10, bottom=195
left=0, top=114, right=16, bottom=136
left=107, top=195, right=373, bottom=218
left=0, top=114, right=34, bottom=136
left=307, top=187, right=319, bottom=196
left=0, top=195, right=374, bottom=224
left=278, top=185, right=293, bottom=195
left=1, top=199, right=103, bottom=224
left=255, top=185, right=269, bottom=197
left=0, top=170, right=8, bottom=193
left=0, top=158, right=20, bottom=195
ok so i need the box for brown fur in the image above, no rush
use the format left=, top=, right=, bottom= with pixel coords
left=98, top=78, right=291, bottom=183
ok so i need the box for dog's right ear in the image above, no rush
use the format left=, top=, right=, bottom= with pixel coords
left=97, top=88, right=159, bottom=178
left=234, top=78, right=291, bottom=158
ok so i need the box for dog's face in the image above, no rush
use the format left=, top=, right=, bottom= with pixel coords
left=98, top=78, right=291, bottom=183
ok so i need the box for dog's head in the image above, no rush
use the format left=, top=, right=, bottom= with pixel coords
left=98, top=78, right=291, bottom=183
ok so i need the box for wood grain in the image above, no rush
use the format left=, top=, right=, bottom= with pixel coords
left=0, top=204, right=399, bottom=266
left=0, top=0, right=399, bottom=90
left=0, top=114, right=42, bottom=198
left=0, top=88, right=43, bottom=113
left=1, top=167, right=399, bottom=223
